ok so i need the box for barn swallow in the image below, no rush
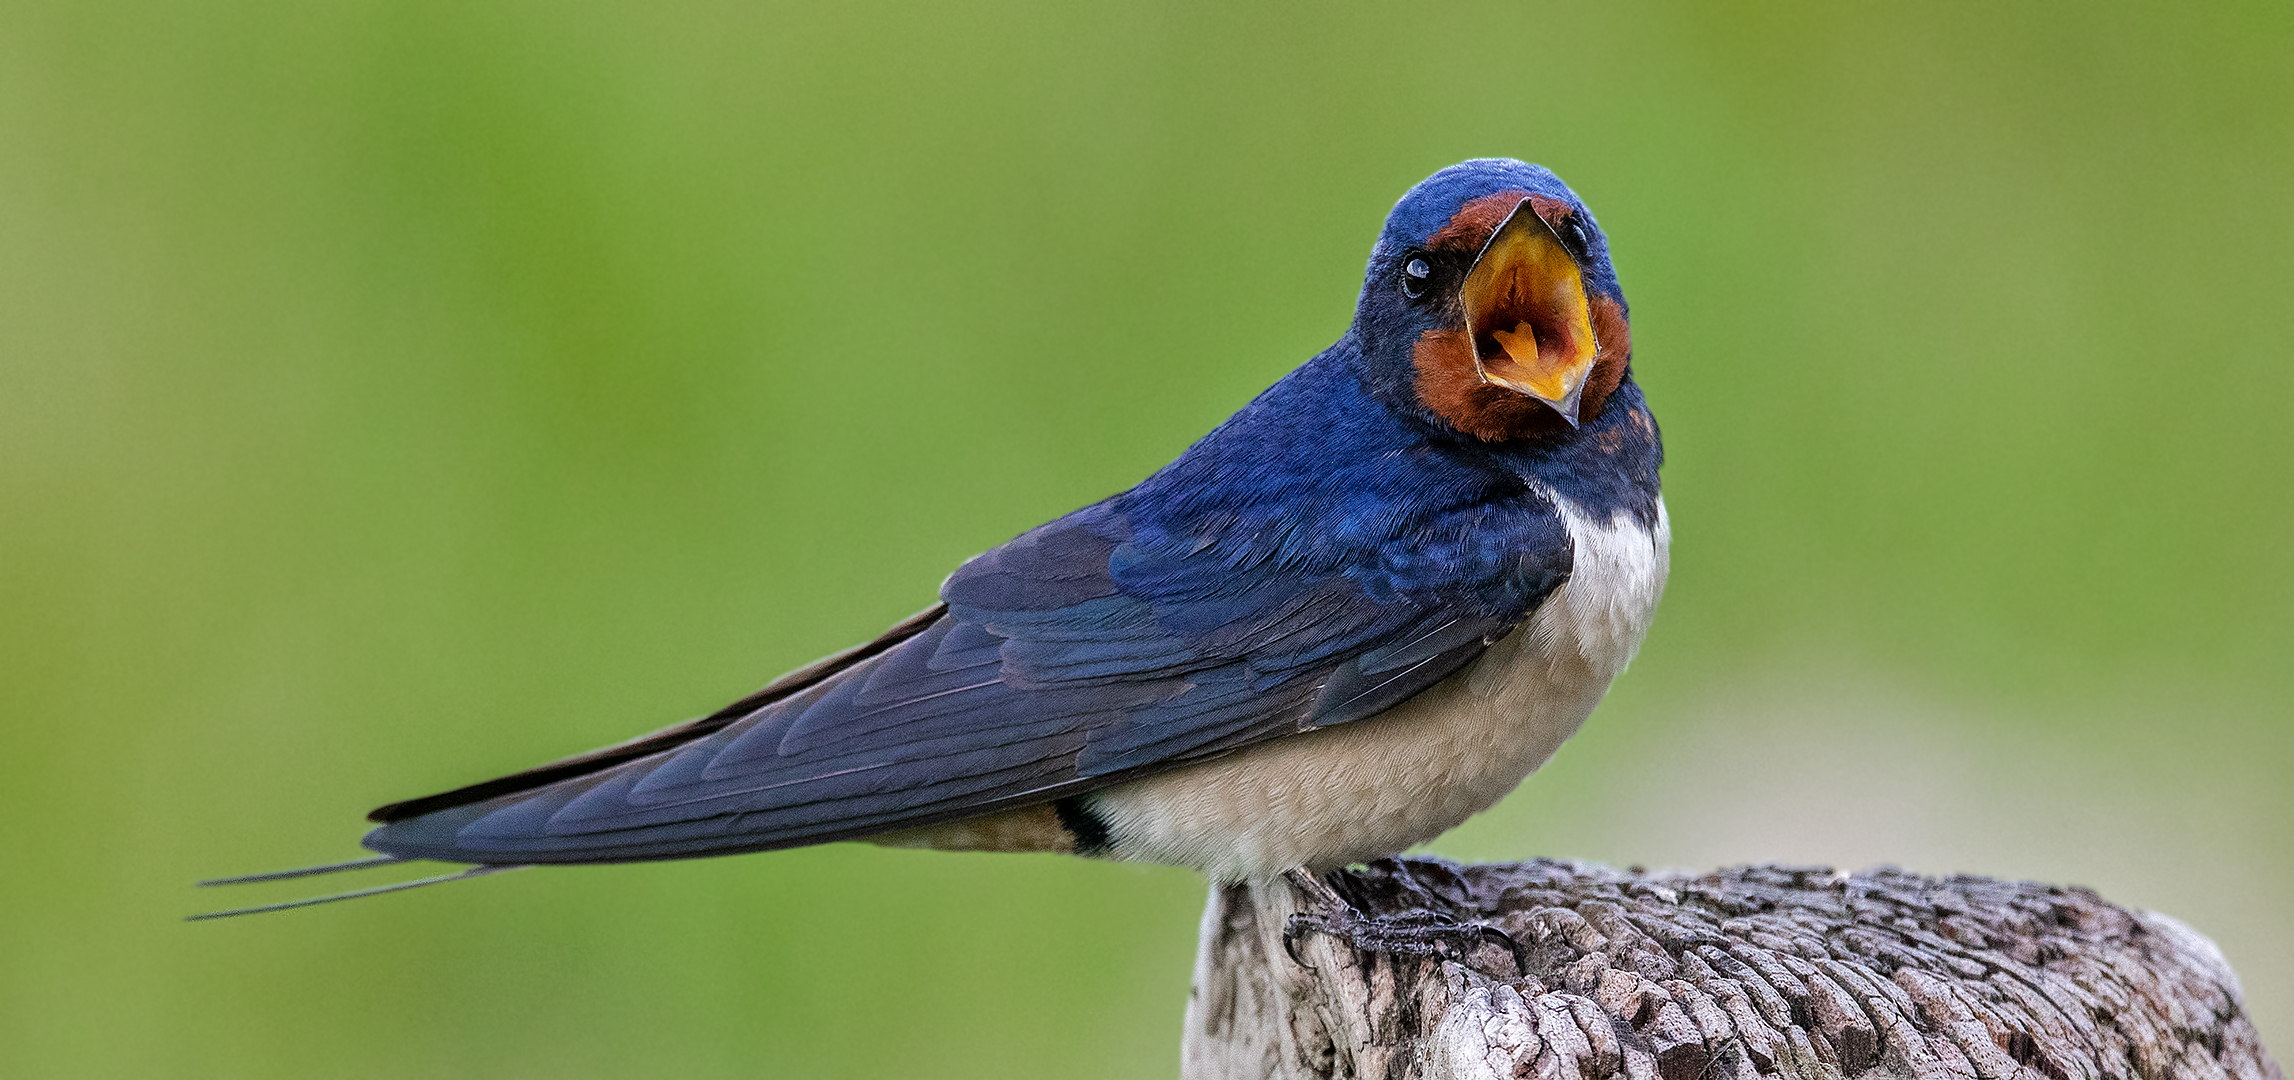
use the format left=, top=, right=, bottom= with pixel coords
left=197, top=158, right=1667, bottom=916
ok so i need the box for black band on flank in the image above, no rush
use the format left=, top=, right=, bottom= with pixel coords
left=1052, top=796, right=1112, bottom=856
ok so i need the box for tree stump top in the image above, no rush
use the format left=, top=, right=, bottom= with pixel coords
left=1185, top=857, right=2281, bottom=1080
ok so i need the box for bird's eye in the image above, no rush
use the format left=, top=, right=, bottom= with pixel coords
left=1559, top=219, right=1593, bottom=259
left=1402, top=257, right=1431, bottom=299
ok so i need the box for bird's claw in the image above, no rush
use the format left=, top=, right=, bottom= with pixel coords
left=1282, top=884, right=1526, bottom=977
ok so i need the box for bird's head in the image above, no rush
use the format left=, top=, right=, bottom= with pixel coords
left=1351, top=159, right=1631, bottom=442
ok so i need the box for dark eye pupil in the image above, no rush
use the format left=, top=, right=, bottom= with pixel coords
left=1564, top=221, right=1591, bottom=256
left=1402, top=257, right=1431, bottom=298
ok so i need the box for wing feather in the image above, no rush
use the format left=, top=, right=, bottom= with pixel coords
left=364, top=493, right=1571, bottom=866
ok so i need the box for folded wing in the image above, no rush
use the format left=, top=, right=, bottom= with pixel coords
left=363, top=498, right=1571, bottom=866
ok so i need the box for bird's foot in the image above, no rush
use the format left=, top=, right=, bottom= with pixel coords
left=1280, top=868, right=1525, bottom=977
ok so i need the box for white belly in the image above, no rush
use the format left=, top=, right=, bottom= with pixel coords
left=1088, top=493, right=1668, bottom=881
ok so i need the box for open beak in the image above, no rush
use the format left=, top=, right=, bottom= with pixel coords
left=1458, top=200, right=1599, bottom=425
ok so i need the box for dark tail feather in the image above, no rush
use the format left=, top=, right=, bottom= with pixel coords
left=187, top=864, right=524, bottom=921
left=198, top=855, right=410, bottom=887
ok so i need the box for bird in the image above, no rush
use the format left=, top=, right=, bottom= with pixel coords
left=196, top=158, right=1667, bottom=918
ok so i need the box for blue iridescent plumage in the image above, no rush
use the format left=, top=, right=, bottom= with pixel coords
left=211, top=159, right=1664, bottom=903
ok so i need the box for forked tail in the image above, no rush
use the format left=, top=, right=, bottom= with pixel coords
left=189, top=857, right=526, bottom=920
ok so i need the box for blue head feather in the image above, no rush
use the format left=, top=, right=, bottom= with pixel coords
left=1367, top=158, right=1621, bottom=301
left=1345, top=159, right=1627, bottom=430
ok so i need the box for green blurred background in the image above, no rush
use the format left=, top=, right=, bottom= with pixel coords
left=4, top=1, right=2288, bottom=1075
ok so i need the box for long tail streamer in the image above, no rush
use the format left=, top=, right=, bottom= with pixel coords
left=188, top=863, right=525, bottom=920
left=197, top=855, right=410, bottom=887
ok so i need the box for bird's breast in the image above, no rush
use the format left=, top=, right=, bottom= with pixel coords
left=1086, top=491, right=1669, bottom=881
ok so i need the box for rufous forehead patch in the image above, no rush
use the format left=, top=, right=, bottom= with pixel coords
left=1426, top=191, right=1577, bottom=255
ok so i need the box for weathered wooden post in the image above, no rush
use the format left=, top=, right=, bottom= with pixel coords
left=1184, top=858, right=2280, bottom=1080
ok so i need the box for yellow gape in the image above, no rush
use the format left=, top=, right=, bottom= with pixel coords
left=1459, top=200, right=1599, bottom=422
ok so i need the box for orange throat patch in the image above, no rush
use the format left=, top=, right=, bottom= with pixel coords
left=1414, top=292, right=1631, bottom=442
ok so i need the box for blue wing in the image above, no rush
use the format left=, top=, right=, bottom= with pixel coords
left=362, top=491, right=1571, bottom=865
left=361, top=353, right=1589, bottom=865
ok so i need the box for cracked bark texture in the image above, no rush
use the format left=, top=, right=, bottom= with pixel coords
left=1183, top=858, right=2280, bottom=1080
